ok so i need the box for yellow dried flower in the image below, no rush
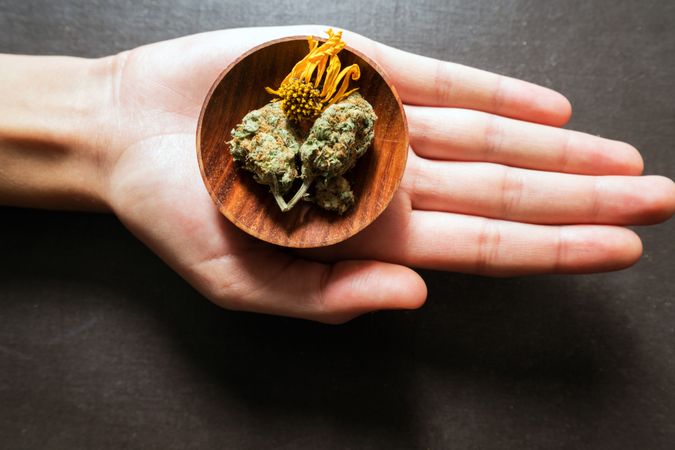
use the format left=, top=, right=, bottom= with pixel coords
left=265, top=29, right=361, bottom=122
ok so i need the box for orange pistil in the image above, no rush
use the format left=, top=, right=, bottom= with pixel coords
left=265, top=29, right=361, bottom=122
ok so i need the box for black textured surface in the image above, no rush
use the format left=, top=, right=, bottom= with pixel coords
left=1, top=1, right=674, bottom=449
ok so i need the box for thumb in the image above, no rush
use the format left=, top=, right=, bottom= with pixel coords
left=317, top=260, right=427, bottom=324
left=214, top=257, right=427, bottom=324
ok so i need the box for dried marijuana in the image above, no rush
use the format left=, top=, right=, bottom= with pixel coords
left=229, top=92, right=377, bottom=214
left=228, top=102, right=301, bottom=211
left=312, top=175, right=355, bottom=215
left=286, top=92, right=376, bottom=209
left=228, top=29, right=377, bottom=215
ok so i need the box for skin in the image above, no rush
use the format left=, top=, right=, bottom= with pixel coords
left=1, top=25, right=674, bottom=324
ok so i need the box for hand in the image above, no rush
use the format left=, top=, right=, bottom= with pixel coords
left=96, top=26, right=675, bottom=323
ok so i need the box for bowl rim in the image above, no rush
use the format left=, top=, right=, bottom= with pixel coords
left=196, top=34, right=408, bottom=248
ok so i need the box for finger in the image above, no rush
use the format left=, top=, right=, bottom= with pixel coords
left=201, top=255, right=427, bottom=324
left=316, top=260, right=427, bottom=323
left=345, top=32, right=572, bottom=126
left=407, top=106, right=643, bottom=175
left=331, top=206, right=643, bottom=277
left=405, top=212, right=643, bottom=276
left=404, top=157, right=675, bottom=225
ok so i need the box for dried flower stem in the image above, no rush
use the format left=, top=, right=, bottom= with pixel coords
left=283, top=177, right=314, bottom=212
left=271, top=178, right=289, bottom=211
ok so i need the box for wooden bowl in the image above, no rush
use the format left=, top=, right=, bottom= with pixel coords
left=197, top=36, right=408, bottom=248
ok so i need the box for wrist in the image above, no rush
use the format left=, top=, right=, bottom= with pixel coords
left=0, top=54, right=113, bottom=211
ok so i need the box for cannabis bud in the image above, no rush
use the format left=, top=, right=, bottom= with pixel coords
left=302, top=93, right=376, bottom=177
left=285, top=92, right=376, bottom=208
left=228, top=29, right=377, bottom=215
left=313, top=175, right=355, bottom=215
left=228, top=102, right=301, bottom=210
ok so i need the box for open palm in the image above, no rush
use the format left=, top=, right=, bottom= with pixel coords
left=102, top=26, right=675, bottom=323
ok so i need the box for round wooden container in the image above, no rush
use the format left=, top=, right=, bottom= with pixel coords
left=197, top=36, right=408, bottom=248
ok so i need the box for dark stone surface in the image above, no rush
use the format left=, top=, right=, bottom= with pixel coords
left=0, top=1, right=673, bottom=448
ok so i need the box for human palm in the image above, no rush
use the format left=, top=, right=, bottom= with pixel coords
left=102, top=26, right=675, bottom=323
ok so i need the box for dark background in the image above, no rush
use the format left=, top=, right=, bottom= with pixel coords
left=1, top=1, right=674, bottom=448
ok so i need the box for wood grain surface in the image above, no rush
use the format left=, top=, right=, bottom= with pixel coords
left=197, top=36, right=408, bottom=248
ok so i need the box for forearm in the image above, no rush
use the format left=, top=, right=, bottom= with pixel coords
left=0, top=54, right=110, bottom=211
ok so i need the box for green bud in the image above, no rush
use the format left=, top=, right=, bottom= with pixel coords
left=228, top=93, right=376, bottom=214
left=300, top=92, right=377, bottom=180
left=228, top=102, right=301, bottom=196
left=311, top=175, right=355, bottom=215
